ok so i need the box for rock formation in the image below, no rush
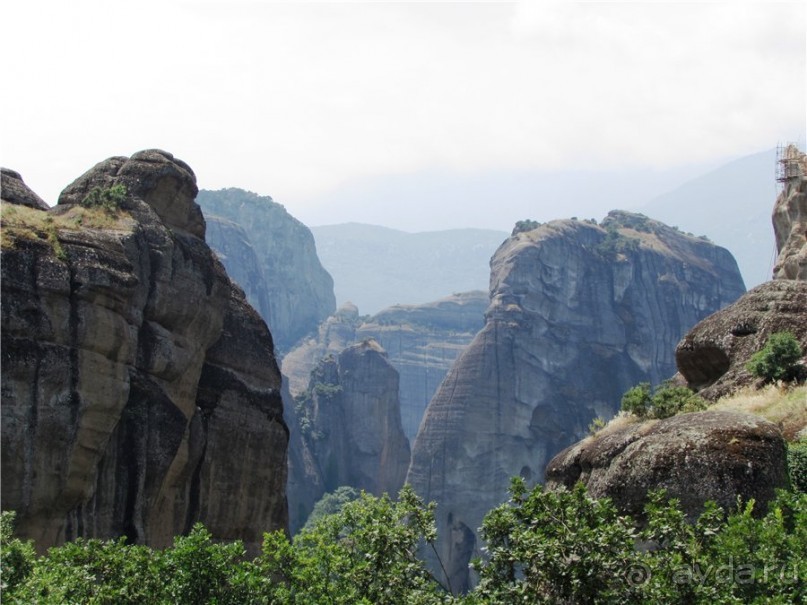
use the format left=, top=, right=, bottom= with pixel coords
left=545, top=411, right=788, bottom=520
left=288, top=340, right=410, bottom=531
left=1, top=151, right=288, bottom=553
left=676, top=280, right=807, bottom=399
left=196, top=188, right=336, bottom=354
left=1, top=168, right=50, bottom=210
left=406, top=212, right=745, bottom=592
left=283, top=291, right=488, bottom=442
left=772, top=144, right=807, bottom=281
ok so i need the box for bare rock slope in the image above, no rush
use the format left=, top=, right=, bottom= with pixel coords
left=406, top=212, right=745, bottom=592
left=1, top=151, right=288, bottom=552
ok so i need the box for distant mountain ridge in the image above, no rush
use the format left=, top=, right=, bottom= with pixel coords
left=311, top=223, right=508, bottom=314
left=639, top=148, right=779, bottom=289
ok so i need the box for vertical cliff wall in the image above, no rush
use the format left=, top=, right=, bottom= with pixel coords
left=772, top=145, right=807, bottom=281
left=196, top=188, right=336, bottom=354
left=1, top=151, right=288, bottom=553
left=288, top=340, right=410, bottom=532
left=406, top=212, right=746, bottom=592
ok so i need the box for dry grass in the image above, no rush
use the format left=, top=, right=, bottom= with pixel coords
left=711, top=384, right=807, bottom=441
left=1, top=202, right=134, bottom=252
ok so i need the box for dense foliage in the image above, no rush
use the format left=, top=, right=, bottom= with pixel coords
left=80, top=183, right=127, bottom=213
left=747, top=331, right=805, bottom=384
left=620, top=381, right=707, bottom=419
left=2, top=484, right=805, bottom=604
left=789, top=439, right=807, bottom=494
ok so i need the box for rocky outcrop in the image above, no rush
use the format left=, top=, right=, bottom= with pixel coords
left=1, top=168, right=50, bottom=210
left=1, top=151, right=288, bottom=553
left=676, top=280, right=807, bottom=399
left=196, top=188, right=335, bottom=354
left=283, top=292, right=488, bottom=442
left=545, top=411, right=788, bottom=519
left=772, top=145, right=807, bottom=281
left=289, top=341, right=410, bottom=528
left=406, top=212, right=745, bottom=592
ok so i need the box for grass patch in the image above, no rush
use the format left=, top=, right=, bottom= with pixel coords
left=711, top=384, right=807, bottom=441
left=1, top=202, right=134, bottom=255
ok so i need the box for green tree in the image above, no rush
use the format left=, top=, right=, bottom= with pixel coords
left=747, top=331, right=804, bottom=384
left=788, top=440, right=807, bottom=494
left=303, top=486, right=361, bottom=531
left=253, top=485, right=451, bottom=604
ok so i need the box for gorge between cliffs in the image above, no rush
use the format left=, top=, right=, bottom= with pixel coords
left=2, top=148, right=806, bottom=598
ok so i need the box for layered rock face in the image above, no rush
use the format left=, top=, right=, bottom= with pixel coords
left=1, top=168, right=50, bottom=210
left=406, top=212, right=745, bottom=592
left=283, top=292, right=488, bottom=442
left=290, top=340, right=410, bottom=529
left=676, top=280, right=807, bottom=399
left=772, top=146, right=807, bottom=281
left=197, top=188, right=336, bottom=354
left=545, top=411, right=787, bottom=520
left=1, top=151, right=288, bottom=552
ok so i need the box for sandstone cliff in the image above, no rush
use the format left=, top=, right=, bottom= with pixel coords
left=406, top=212, right=745, bottom=592
left=772, top=144, right=807, bottom=281
left=283, top=291, right=487, bottom=442
left=289, top=340, right=409, bottom=531
left=1, top=151, right=288, bottom=553
left=196, top=188, right=336, bottom=354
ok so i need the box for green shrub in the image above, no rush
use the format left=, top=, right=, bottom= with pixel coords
left=620, top=381, right=706, bottom=420
left=746, top=331, right=804, bottom=383
left=511, top=219, right=540, bottom=235
left=621, top=382, right=652, bottom=417
left=788, top=440, right=807, bottom=494
left=80, top=183, right=127, bottom=213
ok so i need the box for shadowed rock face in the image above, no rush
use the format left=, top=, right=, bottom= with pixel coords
left=196, top=188, right=336, bottom=354
left=406, top=212, right=745, bottom=592
left=1, top=151, right=288, bottom=553
left=1, top=168, right=50, bottom=210
left=676, top=280, right=807, bottom=399
left=545, top=411, right=788, bottom=519
left=772, top=145, right=807, bottom=281
left=288, top=340, right=409, bottom=532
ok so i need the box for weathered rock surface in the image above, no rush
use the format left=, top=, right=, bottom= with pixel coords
left=1, top=167, right=51, bottom=210
left=772, top=145, right=807, bottom=281
left=196, top=188, right=335, bottom=353
left=1, top=151, right=288, bottom=553
left=406, top=212, right=745, bottom=592
left=283, top=291, right=488, bottom=442
left=289, top=341, right=410, bottom=530
left=676, top=280, right=807, bottom=399
left=545, top=411, right=788, bottom=519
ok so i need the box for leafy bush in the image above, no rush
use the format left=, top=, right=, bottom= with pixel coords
left=788, top=440, right=807, bottom=494
left=621, top=382, right=652, bottom=418
left=80, top=183, right=127, bottom=213
left=747, top=331, right=804, bottom=384
left=303, top=486, right=361, bottom=531
left=620, top=381, right=706, bottom=420
left=511, top=219, right=540, bottom=235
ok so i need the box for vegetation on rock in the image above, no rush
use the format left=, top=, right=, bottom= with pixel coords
left=620, top=381, right=707, bottom=419
left=747, top=331, right=805, bottom=384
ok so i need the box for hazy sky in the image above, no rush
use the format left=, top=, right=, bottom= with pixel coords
left=2, top=1, right=805, bottom=231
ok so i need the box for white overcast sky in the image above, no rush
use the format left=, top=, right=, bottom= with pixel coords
left=1, top=1, right=805, bottom=230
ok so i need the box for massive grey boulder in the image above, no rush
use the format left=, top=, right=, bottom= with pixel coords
left=676, top=280, right=807, bottom=399
left=1, top=151, right=288, bottom=553
left=545, top=411, right=788, bottom=520
left=1, top=168, right=50, bottom=210
left=197, top=188, right=336, bottom=354
left=406, top=212, right=745, bottom=592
